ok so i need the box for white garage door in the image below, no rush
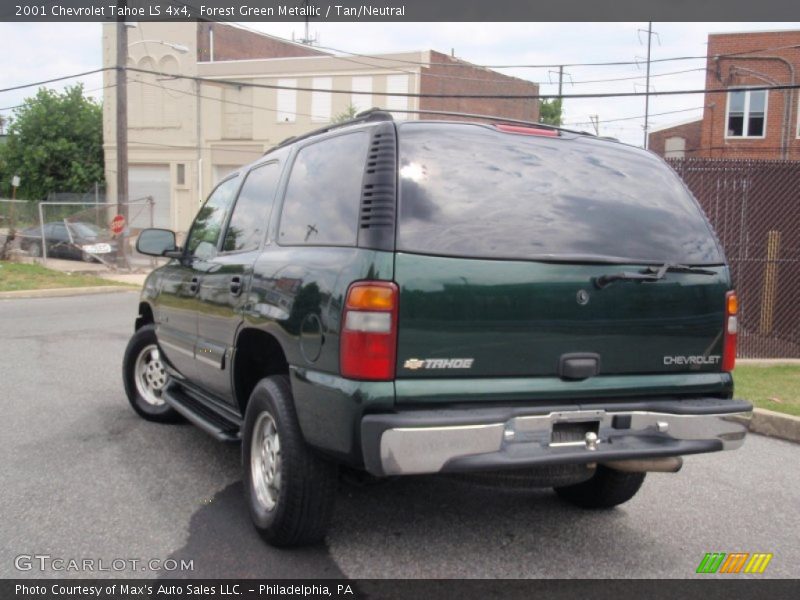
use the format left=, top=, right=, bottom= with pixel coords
left=128, top=164, right=171, bottom=229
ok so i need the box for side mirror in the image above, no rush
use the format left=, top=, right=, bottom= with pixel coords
left=136, top=228, right=179, bottom=257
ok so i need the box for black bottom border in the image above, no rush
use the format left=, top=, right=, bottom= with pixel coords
left=3, top=579, right=800, bottom=600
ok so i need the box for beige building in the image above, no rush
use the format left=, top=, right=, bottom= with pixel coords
left=102, top=22, right=539, bottom=234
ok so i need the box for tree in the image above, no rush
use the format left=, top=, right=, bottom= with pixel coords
left=332, top=104, right=359, bottom=124
left=0, top=84, right=104, bottom=200
left=539, top=99, right=563, bottom=126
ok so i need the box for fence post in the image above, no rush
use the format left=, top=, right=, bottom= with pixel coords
left=38, top=201, right=47, bottom=264
left=147, top=195, right=156, bottom=268
left=759, top=230, right=781, bottom=335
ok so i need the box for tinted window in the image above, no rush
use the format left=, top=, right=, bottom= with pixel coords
left=397, top=123, right=723, bottom=265
left=51, top=223, right=68, bottom=240
left=186, top=176, right=239, bottom=258
left=68, top=223, right=101, bottom=238
left=279, top=132, right=369, bottom=246
left=223, top=162, right=281, bottom=253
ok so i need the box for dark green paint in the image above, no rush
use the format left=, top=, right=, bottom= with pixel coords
left=395, top=253, right=731, bottom=387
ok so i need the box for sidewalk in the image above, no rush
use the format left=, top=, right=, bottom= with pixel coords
left=22, top=256, right=150, bottom=287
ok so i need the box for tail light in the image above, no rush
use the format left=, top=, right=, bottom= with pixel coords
left=722, top=291, right=738, bottom=372
left=340, top=281, right=398, bottom=380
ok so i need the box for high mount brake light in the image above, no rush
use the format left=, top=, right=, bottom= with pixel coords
left=340, top=282, right=398, bottom=380
left=723, top=290, right=738, bottom=372
left=494, top=124, right=559, bottom=137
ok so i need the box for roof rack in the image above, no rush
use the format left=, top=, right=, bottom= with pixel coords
left=264, top=107, right=598, bottom=156
left=383, top=108, right=595, bottom=137
left=266, top=109, right=394, bottom=153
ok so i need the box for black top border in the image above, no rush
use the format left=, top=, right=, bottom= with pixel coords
left=3, top=0, right=800, bottom=22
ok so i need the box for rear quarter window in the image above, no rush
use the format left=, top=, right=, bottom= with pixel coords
left=278, top=132, right=369, bottom=247
left=397, top=122, right=723, bottom=264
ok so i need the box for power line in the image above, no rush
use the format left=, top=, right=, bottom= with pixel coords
left=568, top=67, right=708, bottom=85
left=564, top=106, right=706, bottom=127
left=166, top=6, right=800, bottom=70
left=0, top=83, right=116, bottom=113
left=130, top=76, right=318, bottom=119
left=126, top=66, right=800, bottom=101
left=0, top=68, right=110, bottom=94
left=268, top=32, right=800, bottom=69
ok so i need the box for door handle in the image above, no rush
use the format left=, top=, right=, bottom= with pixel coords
left=230, top=276, right=243, bottom=296
left=189, top=276, right=200, bottom=294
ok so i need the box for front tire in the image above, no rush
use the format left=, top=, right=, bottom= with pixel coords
left=554, top=465, right=645, bottom=509
left=122, top=325, right=180, bottom=422
left=243, top=375, right=337, bottom=547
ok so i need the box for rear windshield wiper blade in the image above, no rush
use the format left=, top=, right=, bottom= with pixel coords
left=594, top=263, right=718, bottom=289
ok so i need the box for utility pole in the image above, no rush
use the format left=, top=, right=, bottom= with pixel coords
left=116, top=9, right=129, bottom=263
left=640, top=22, right=657, bottom=149
left=546, top=66, right=571, bottom=125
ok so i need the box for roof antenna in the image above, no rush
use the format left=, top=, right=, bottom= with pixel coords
left=292, top=1, right=319, bottom=46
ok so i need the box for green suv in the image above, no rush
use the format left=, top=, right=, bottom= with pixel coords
left=124, top=111, right=751, bottom=547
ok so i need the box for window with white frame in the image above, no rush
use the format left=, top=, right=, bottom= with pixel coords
left=727, top=89, right=766, bottom=138
left=311, top=77, right=332, bottom=122
left=351, top=76, right=373, bottom=114
left=276, top=78, right=297, bottom=123
left=385, top=74, right=409, bottom=120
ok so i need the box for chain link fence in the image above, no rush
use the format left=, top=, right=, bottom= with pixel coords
left=0, top=196, right=158, bottom=270
left=669, top=158, right=800, bottom=358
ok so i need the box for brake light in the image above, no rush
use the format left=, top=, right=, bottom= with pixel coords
left=340, top=281, right=398, bottom=380
left=722, top=291, right=738, bottom=372
left=495, top=124, right=559, bottom=137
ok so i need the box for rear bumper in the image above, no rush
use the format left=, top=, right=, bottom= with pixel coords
left=361, top=398, right=752, bottom=476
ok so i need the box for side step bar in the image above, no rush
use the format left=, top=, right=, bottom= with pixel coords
left=162, top=384, right=242, bottom=443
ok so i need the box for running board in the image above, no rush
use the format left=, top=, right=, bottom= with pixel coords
left=163, top=384, right=242, bottom=443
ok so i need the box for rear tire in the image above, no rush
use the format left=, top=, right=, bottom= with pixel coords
left=29, top=242, right=41, bottom=258
left=243, top=375, right=337, bottom=547
left=122, top=325, right=181, bottom=423
left=554, top=465, right=645, bottom=509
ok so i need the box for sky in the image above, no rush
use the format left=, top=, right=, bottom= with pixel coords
left=2, top=21, right=800, bottom=146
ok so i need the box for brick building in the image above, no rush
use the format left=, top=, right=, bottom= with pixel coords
left=647, top=118, right=703, bottom=158
left=103, top=23, right=539, bottom=233
left=649, top=29, right=800, bottom=160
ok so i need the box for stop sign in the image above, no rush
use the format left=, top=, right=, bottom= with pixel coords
left=111, top=215, right=126, bottom=235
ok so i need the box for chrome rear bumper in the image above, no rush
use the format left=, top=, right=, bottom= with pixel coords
left=361, top=400, right=752, bottom=476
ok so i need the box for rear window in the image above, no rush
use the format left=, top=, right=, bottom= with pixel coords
left=397, top=123, right=722, bottom=264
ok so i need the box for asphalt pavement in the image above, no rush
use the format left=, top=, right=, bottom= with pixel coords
left=0, top=292, right=798, bottom=579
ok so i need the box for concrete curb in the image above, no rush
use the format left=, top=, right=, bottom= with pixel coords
left=0, top=286, right=136, bottom=300
left=749, top=408, right=800, bottom=444
left=738, top=358, right=800, bottom=366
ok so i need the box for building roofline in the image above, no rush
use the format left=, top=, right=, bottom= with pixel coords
left=648, top=117, right=703, bottom=134
left=197, top=50, right=428, bottom=67
left=708, top=29, right=800, bottom=37
left=216, top=22, right=333, bottom=56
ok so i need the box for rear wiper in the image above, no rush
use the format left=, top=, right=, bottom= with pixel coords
left=594, top=263, right=718, bottom=290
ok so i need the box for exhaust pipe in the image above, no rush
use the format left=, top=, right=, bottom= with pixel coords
left=603, top=457, right=683, bottom=473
